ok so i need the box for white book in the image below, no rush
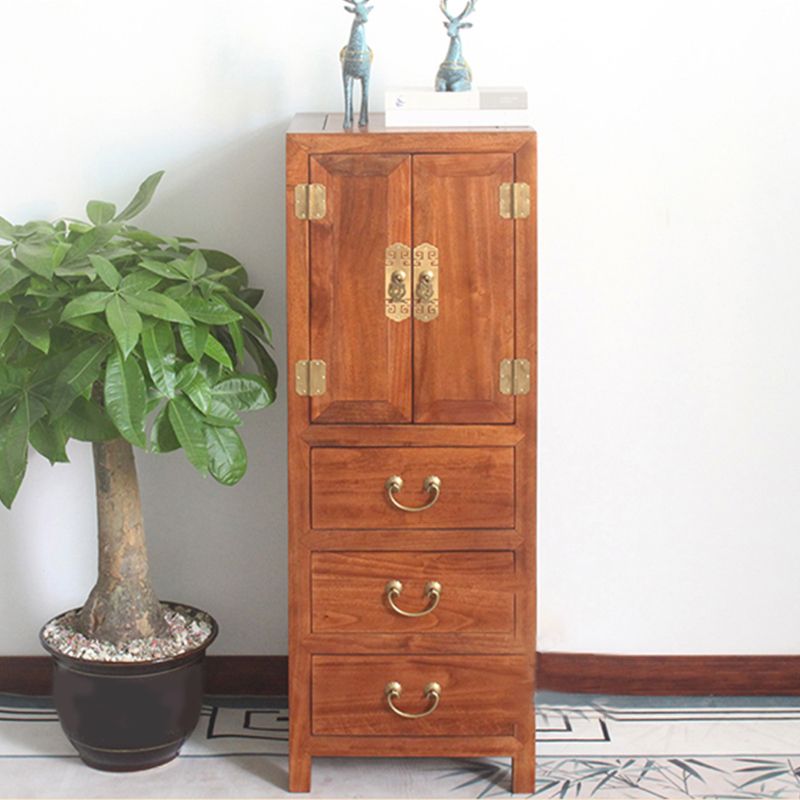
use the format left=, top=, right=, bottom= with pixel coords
left=385, top=107, right=531, bottom=129
left=386, top=86, right=528, bottom=113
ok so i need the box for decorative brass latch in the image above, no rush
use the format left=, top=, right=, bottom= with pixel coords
left=499, top=358, right=531, bottom=395
left=385, top=243, right=411, bottom=321
left=413, top=243, right=440, bottom=322
left=294, top=359, right=327, bottom=396
left=499, top=182, right=531, bottom=220
left=294, top=184, right=327, bottom=220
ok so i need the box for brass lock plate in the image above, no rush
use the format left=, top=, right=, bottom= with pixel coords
left=413, top=243, right=440, bottom=322
left=385, top=243, right=411, bottom=322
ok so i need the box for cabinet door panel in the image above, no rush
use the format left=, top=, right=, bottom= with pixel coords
left=310, top=154, right=412, bottom=423
left=413, top=154, right=515, bottom=424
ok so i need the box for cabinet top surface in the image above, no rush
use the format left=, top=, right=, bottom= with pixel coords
left=288, top=112, right=536, bottom=137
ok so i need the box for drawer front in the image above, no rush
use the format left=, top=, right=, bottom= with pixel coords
left=312, top=551, right=515, bottom=634
left=312, top=655, right=531, bottom=737
left=311, top=447, right=515, bottom=529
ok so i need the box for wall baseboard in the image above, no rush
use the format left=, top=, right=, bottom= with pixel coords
left=537, top=652, right=800, bottom=695
left=3, top=653, right=800, bottom=697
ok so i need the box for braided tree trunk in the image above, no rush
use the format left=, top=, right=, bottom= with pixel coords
left=76, top=438, right=167, bottom=644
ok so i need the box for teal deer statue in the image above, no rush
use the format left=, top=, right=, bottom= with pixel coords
left=340, top=0, right=374, bottom=129
left=436, top=0, right=477, bottom=92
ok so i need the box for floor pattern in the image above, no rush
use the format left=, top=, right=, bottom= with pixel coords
left=3, top=692, right=800, bottom=798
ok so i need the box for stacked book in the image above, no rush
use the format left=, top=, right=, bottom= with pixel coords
left=385, top=86, right=529, bottom=128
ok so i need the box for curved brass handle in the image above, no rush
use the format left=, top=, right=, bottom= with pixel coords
left=385, top=681, right=442, bottom=719
left=385, top=580, right=442, bottom=617
left=385, top=475, right=441, bottom=513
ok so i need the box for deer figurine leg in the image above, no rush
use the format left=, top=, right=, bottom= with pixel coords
left=359, top=74, right=370, bottom=128
left=343, top=74, right=354, bottom=130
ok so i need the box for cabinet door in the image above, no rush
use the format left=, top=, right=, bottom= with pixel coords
left=412, top=154, right=516, bottom=424
left=309, top=154, right=412, bottom=423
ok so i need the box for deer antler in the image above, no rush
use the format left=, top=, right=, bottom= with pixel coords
left=440, top=0, right=476, bottom=23
left=455, top=0, right=476, bottom=21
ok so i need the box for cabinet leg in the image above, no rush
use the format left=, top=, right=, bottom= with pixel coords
left=512, top=749, right=535, bottom=795
left=289, top=751, right=311, bottom=793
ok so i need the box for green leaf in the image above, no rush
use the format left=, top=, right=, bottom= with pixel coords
left=244, top=332, right=279, bottom=391
left=105, top=296, right=142, bottom=359
left=141, top=322, right=177, bottom=397
left=63, top=395, right=118, bottom=442
left=86, top=200, right=116, bottom=226
left=63, top=223, right=120, bottom=265
left=139, top=258, right=186, bottom=280
left=104, top=348, right=146, bottom=447
left=0, top=398, right=30, bottom=508
left=227, top=293, right=272, bottom=342
left=180, top=369, right=212, bottom=414
left=179, top=322, right=208, bottom=362
left=120, top=271, right=161, bottom=293
left=50, top=341, right=111, bottom=418
left=123, top=290, right=192, bottom=323
left=14, top=316, right=50, bottom=353
left=115, top=171, right=165, bottom=222
left=227, top=320, right=245, bottom=363
left=61, top=291, right=113, bottom=320
left=181, top=295, right=241, bottom=325
left=205, top=425, right=247, bottom=485
left=167, top=396, right=208, bottom=474
left=51, top=242, right=70, bottom=269
left=0, top=304, right=14, bottom=347
left=175, top=250, right=207, bottom=280
left=15, top=242, right=55, bottom=279
left=150, top=403, right=180, bottom=452
left=88, top=255, right=121, bottom=289
left=0, top=217, right=16, bottom=241
left=29, top=417, right=69, bottom=464
left=204, top=398, right=241, bottom=428
left=203, top=334, right=233, bottom=369
left=0, top=262, right=28, bottom=295
left=212, top=375, right=274, bottom=412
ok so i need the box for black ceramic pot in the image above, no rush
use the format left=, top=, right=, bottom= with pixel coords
left=39, top=602, right=218, bottom=772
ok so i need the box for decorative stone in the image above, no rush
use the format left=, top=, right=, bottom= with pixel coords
left=41, top=604, right=213, bottom=663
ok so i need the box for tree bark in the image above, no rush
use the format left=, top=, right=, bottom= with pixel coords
left=76, top=438, right=167, bottom=644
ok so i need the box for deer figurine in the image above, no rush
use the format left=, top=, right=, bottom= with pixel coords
left=436, top=0, right=477, bottom=92
left=340, top=0, right=374, bottom=129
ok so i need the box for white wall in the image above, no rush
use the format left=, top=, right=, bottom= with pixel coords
left=1, top=0, right=799, bottom=656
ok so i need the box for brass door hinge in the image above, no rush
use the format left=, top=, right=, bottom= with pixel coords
left=499, top=182, right=531, bottom=220
left=499, top=358, right=531, bottom=395
left=294, top=183, right=327, bottom=220
left=295, top=360, right=327, bottom=396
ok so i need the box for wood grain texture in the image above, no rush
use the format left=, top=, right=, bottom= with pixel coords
left=311, top=447, right=515, bottom=530
left=311, top=655, right=532, bottom=737
left=309, top=154, right=412, bottom=423
left=413, top=154, right=515, bottom=424
left=286, top=121, right=537, bottom=791
left=311, top=551, right=516, bottom=634
left=512, top=134, right=538, bottom=791
left=286, top=136, right=313, bottom=793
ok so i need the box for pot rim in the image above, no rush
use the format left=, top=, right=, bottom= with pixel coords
left=39, top=600, right=219, bottom=670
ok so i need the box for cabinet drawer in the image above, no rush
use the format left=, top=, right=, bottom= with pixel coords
left=311, top=447, right=515, bottom=529
left=312, top=655, right=531, bottom=737
left=312, top=551, right=515, bottom=634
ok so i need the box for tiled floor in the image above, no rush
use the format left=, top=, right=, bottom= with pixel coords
left=3, top=692, right=800, bottom=798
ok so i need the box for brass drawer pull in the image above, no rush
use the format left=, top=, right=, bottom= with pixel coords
left=384, top=681, right=442, bottom=719
left=385, top=580, right=442, bottom=617
left=385, top=475, right=441, bottom=512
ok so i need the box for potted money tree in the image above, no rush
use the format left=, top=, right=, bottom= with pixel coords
left=0, top=173, right=277, bottom=771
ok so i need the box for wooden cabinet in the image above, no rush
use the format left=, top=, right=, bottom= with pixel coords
left=286, top=114, right=537, bottom=793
